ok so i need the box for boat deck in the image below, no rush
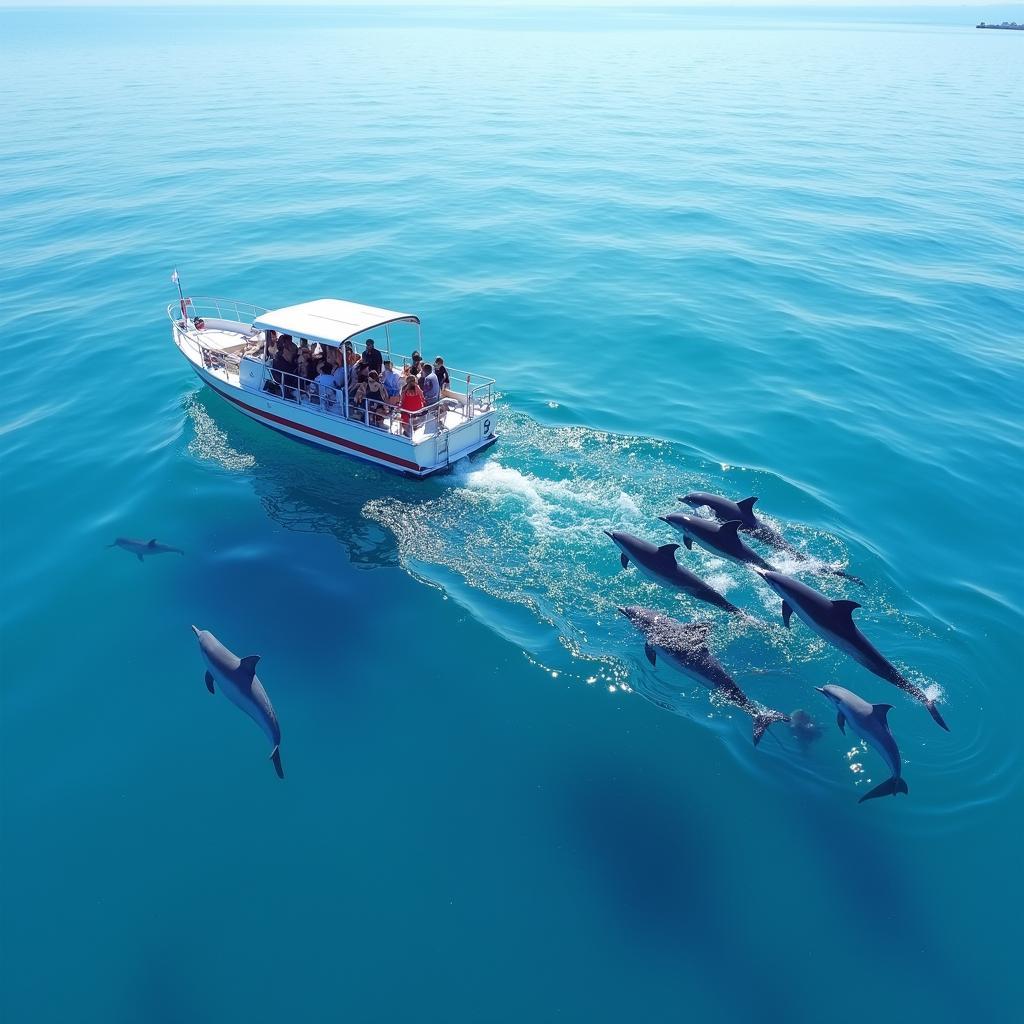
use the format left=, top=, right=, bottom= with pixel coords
left=193, top=329, right=486, bottom=443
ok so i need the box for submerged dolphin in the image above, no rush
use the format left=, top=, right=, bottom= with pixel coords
left=678, top=493, right=863, bottom=585
left=756, top=569, right=948, bottom=731
left=789, top=709, right=823, bottom=752
left=817, top=684, right=909, bottom=804
left=604, top=530, right=744, bottom=616
left=617, top=606, right=788, bottom=745
left=191, top=626, right=284, bottom=778
left=108, top=537, right=184, bottom=561
left=659, top=513, right=774, bottom=571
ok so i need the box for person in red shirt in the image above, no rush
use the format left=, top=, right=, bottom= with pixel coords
left=399, top=375, right=425, bottom=437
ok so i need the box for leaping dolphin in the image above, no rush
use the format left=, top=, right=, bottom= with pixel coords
left=603, top=530, right=744, bottom=616
left=756, top=569, right=948, bottom=731
left=659, top=513, right=775, bottom=571
left=617, top=606, right=788, bottom=746
left=816, top=684, right=909, bottom=804
left=108, top=537, right=184, bottom=561
left=191, top=626, right=284, bottom=778
left=678, top=492, right=863, bottom=585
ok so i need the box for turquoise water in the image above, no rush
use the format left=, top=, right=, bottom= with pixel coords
left=2, top=5, right=1023, bottom=1021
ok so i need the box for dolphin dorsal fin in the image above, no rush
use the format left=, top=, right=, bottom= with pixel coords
left=718, top=520, right=742, bottom=540
left=657, top=543, right=680, bottom=559
left=832, top=599, right=861, bottom=619
left=737, top=496, right=758, bottom=514
left=238, top=655, right=260, bottom=678
left=872, top=703, right=894, bottom=722
left=147, top=539, right=158, bottom=547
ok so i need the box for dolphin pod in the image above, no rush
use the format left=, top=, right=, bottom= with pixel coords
left=756, top=568, right=948, bottom=731
left=618, top=607, right=789, bottom=746
left=604, top=530, right=744, bottom=616
left=192, top=626, right=284, bottom=778
left=817, top=684, right=908, bottom=803
left=108, top=537, right=184, bottom=561
left=605, top=490, right=949, bottom=803
left=679, top=492, right=863, bottom=585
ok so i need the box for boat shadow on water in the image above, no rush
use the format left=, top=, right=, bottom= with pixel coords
left=184, top=389, right=478, bottom=569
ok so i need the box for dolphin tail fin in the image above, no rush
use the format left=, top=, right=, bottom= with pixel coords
left=752, top=709, right=789, bottom=747
left=858, top=776, right=909, bottom=803
left=926, top=700, right=950, bottom=732
left=270, top=745, right=284, bottom=779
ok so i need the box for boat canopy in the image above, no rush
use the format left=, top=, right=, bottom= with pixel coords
left=252, top=299, right=420, bottom=347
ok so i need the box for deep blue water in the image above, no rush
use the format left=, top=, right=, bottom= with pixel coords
left=2, top=6, right=1023, bottom=1022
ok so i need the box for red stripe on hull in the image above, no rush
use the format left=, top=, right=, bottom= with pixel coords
left=204, top=376, right=423, bottom=472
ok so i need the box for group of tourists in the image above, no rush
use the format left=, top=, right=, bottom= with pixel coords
left=257, top=331, right=452, bottom=437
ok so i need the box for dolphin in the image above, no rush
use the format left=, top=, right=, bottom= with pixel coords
left=659, top=513, right=775, bottom=571
left=788, top=708, right=823, bottom=752
left=756, top=569, right=948, bottom=731
left=191, top=625, right=284, bottom=778
left=108, top=537, right=184, bottom=561
left=617, top=606, right=788, bottom=745
left=603, top=530, right=744, bottom=616
left=816, top=684, right=909, bottom=803
left=678, top=493, right=863, bottom=585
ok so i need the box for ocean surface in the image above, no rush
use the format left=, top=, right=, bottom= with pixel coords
left=2, top=5, right=1023, bottom=1022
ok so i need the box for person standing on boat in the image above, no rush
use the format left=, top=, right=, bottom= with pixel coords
left=312, top=361, right=337, bottom=410
left=433, top=356, right=451, bottom=393
left=275, top=345, right=298, bottom=401
left=381, top=360, right=401, bottom=404
left=420, top=361, right=441, bottom=432
left=421, top=361, right=440, bottom=406
left=364, top=370, right=390, bottom=427
left=400, top=375, right=425, bottom=437
left=363, top=338, right=383, bottom=374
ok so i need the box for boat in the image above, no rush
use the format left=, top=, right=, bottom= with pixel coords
left=169, top=293, right=497, bottom=477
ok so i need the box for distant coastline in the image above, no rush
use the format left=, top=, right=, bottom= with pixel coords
left=976, top=21, right=1024, bottom=29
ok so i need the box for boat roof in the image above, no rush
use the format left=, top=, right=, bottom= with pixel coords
left=252, top=298, right=420, bottom=347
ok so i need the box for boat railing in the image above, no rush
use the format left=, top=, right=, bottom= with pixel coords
left=166, top=295, right=267, bottom=327
left=251, top=362, right=489, bottom=444
left=384, top=353, right=496, bottom=411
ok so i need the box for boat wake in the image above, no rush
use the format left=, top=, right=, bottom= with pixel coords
left=363, top=409, right=933, bottom=794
